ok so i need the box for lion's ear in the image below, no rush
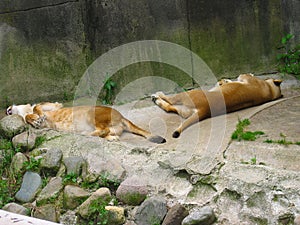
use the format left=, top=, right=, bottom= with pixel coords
left=273, top=79, right=282, bottom=86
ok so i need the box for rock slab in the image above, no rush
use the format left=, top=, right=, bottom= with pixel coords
left=0, top=115, right=26, bottom=139
left=162, top=204, right=189, bottom=225
left=116, top=176, right=148, bottom=205
left=63, top=185, right=90, bottom=210
left=77, top=187, right=111, bottom=219
left=182, top=206, right=216, bottom=225
left=15, top=171, right=42, bottom=203
left=2, top=203, right=29, bottom=216
left=36, top=177, right=63, bottom=205
left=134, top=196, right=167, bottom=225
left=40, top=148, right=63, bottom=173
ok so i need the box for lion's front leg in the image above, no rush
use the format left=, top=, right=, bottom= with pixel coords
left=151, top=92, right=180, bottom=114
left=151, top=91, right=184, bottom=105
left=24, top=104, right=48, bottom=128
left=25, top=114, right=46, bottom=128
left=151, top=91, right=194, bottom=118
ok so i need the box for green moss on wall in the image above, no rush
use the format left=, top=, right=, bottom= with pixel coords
left=0, top=32, right=88, bottom=107
left=188, top=0, right=283, bottom=78
left=0, top=0, right=295, bottom=106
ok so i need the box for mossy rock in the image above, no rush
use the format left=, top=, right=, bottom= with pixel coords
left=0, top=115, right=26, bottom=139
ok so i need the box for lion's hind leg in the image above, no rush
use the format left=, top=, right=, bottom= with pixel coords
left=104, top=135, right=120, bottom=141
left=172, top=108, right=209, bottom=138
left=91, top=125, right=122, bottom=141
left=172, top=112, right=199, bottom=138
left=90, top=126, right=110, bottom=138
left=106, top=126, right=125, bottom=141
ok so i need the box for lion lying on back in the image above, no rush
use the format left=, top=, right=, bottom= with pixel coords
left=152, top=74, right=283, bottom=138
left=7, top=103, right=166, bottom=144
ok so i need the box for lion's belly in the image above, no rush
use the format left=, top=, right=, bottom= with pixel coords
left=53, top=120, right=95, bottom=134
left=50, top=109, right=95, bottom=134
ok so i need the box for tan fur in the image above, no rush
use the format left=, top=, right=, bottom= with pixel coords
left=152, top=74, right=282, bottom=138
left=25, top=104, right=166, bottom=143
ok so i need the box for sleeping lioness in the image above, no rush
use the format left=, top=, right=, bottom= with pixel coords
left=151, top=74, right=282, bottom=138
left=23, top=103, right=166, bottom=144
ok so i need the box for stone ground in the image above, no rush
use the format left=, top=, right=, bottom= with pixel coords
left=0, top=75, right=300, bottom=224
left=228, top=95, right=300, bottom=172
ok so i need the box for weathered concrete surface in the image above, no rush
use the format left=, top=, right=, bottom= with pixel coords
left=226, top=95, right=300, bottom=171
left=226, top=141, right=300, bottom=172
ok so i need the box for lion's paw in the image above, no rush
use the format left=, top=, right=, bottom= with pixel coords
left=31, top=116, right=46, bottom=128
left=151, top=91, right=165, bottom=104
left=105, top=135, right=120, bottom=141
left=151, top=94, right=159, bottom=103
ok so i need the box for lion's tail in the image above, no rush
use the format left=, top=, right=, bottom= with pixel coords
left=121, top=118, right=166, bottom=144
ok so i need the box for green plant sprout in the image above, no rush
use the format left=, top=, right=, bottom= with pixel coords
left=87, top=198, right=110, bottom=225
left=23, top=157, right=42, bottom=172
left=98, top=172, right=121, bottom=191
left=264, top=133, right=299, bottom=146
left=0, top=139, right=22, bottom=207
left=63, top=173, right=78, bottom=185
left=231, top=119, right=264, bottom=141
left=277, top=34, right=300, bottom=76
left=34, top=135, right=47, bottom=148
left=102, top=75, right=116, bottom=105
left=250, top=156, right=257, bottom=165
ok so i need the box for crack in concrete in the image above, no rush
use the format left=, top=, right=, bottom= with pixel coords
left=0, top=0, right=79, bottom=15
left=185, top=0, right=195, bottom=86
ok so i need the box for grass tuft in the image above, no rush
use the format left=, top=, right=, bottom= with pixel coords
left=231, top=119, right=264, bottom=141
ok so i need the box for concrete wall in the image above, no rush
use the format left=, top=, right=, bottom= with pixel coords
left=0, top=0, right=299, bottom=106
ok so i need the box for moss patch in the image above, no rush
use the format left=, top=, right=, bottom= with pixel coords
left=0, top=31, right=88, bottom=106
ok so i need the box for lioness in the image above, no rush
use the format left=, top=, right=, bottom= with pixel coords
left=23, top=103, right=166, bottom=144
left=151, top=74, right=282, bottom=138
